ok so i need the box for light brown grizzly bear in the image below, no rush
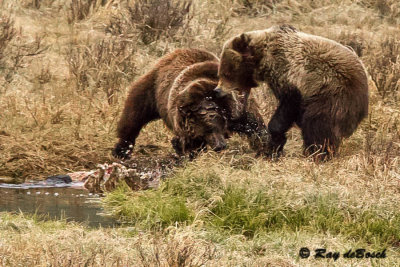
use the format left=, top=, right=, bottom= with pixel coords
left=112, top=48, right=270, bottom=159
left=215, top=25, right=369, bottom=160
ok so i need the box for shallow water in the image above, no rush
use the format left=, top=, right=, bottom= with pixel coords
left=0, top=182, right=118, bottom=227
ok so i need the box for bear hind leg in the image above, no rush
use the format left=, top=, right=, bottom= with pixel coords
left=301, top=120, right=340, bottom=161
left=300, top=99, right=341, bottom=161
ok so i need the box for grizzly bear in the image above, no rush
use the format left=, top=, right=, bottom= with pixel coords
left=216, top=25, right=369, bottom=160
left=112, top=49, right=270, bottom=159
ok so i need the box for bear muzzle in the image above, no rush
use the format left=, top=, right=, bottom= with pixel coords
left=206, top=132, right=227, bottom=152
left=213, top=87, right=229, bottom=99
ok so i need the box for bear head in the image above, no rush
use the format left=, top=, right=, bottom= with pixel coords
left=176, top=99, right=229, bottom=153
left=175, top=79, right=230, bottom=153
left=216, top=32, right=261, bottom=119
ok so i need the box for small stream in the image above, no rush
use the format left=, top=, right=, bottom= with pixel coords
left=0, top=182, right=118, bottom=227
left=0, top=156, right=179, bottom=228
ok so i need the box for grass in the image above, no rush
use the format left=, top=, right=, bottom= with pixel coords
left=105, top=183, right=194, bottom=229
left=0, top=0, right=399, bottom=265
left=105, top=162, right=400, bottom=248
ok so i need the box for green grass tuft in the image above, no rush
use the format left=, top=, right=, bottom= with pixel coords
left=211, top=186, right=271, bottom=236
left=105, top=182, right=193, bottom=229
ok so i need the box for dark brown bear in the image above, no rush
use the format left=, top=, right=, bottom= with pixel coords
left=216, top=25, right=369, bottom=160
left=113, top=49, right=270, bottom=159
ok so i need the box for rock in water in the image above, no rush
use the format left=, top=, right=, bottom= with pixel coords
left=45, top=175, right=72, bottom=184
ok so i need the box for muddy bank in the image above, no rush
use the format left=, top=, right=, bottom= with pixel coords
left=1, top=152, right=183, bottom=193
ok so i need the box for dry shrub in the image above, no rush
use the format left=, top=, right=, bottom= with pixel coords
left=233, top=0, right=282, bottom=16
left=136, top=234, right=216, bottom=267
left=6, top=35, right=47, bottom=81
left=0, top=15, right=46, bottom=88
left=34, top=0, right=41, bottom=8
left=105, top=6, right=137, bottom=39
left=26, top=0, right=58, bottom=9
left=333, top=31, right=365, bottom=57
left=233, top=0, right=346, bottom=16
left=363, top=108, right=400, bottom=173
left=0, top=15, right=15, bottom=61
left=34, top=65, right=52, bottom=85
left=358, top=0, right=400, bottom=22
left=66, top=37, right=136, bottom=104
left=130, top=0, right=192, bottom=44
left=367, top=37, right=400, bottom=101
left=106, top=0, right=192, bottom=45
left=67, top=0, right=109, bottom=24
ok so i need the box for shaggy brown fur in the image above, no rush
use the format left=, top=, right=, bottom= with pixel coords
left=113, top=49, right=225, bottom=158
left=217, top=25, right=369, bottom=160
left=113, top=49, right=269, bottom=159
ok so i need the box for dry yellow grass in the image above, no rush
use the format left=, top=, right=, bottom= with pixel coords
left=0, top=0, right=399, bottom=266
left=1, top=212, right=399, bottom=266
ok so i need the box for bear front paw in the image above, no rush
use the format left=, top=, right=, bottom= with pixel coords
left=171, top=137, right=184, bottom=155
left=256, top=134, right=287, bottom=159
left=112, top=140, right=134, bottom=159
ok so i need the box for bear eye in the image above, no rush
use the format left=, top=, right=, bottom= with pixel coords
left=220, top=72, right=231, bottom=80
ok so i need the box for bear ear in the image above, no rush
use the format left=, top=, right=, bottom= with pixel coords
left=232, top=33, right=251, bottom=53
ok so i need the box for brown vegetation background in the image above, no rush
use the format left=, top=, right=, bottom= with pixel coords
left=0, top=0, right=399, bottom=266
left=0, top=0, right=399, bottom=180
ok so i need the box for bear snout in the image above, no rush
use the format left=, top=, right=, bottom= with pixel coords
left=207, top=133, right=227, bottom=152
left=213, top=87, right=229, bottom=98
